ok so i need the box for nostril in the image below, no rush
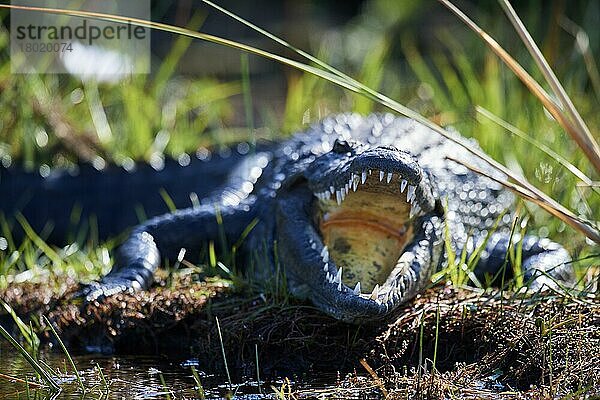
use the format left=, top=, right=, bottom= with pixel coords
left=332, top=139, right=354, bottom=153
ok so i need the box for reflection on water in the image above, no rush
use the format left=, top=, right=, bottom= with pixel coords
left=0, top=342, right=323, bottom=399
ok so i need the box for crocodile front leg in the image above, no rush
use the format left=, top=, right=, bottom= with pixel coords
left=82, top=201, right=257, bottom=301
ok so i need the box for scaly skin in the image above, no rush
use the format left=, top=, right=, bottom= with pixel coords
left=0, top=114, right=573, bottom=322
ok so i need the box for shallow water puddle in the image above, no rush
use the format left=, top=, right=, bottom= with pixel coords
left=0, top=342, right=346, bottom=399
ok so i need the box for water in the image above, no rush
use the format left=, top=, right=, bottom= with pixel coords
left=0, top=342, right=315, bottom=399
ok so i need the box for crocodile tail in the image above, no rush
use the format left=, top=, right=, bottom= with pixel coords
left=0, top=155, right=241, bottom=244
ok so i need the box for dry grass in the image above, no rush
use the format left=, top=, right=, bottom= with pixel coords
left=1, top=272, right=598, bottom=398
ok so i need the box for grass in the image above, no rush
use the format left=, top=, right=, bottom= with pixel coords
left=41, top=315, right=84, bottom=392
left=0, top=0, right=598, bottom=398
left=190, top=366, right=206, bottom=400
left=215, top=316, right=232, bottom=390
left=0, top=323, right=59, bottom=392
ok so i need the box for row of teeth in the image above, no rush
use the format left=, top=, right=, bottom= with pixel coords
left=316, top=245, right=406, bottom=305
left=314, top=170, right=421, bottom=217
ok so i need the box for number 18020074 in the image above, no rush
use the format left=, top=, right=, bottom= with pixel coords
left=18, top=42, right=73, bottom=53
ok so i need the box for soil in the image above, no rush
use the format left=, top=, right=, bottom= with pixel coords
left=1, top=273, right=598, bottom=399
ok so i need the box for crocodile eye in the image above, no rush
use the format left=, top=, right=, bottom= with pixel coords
left=332, top=139, right=353, bottom=153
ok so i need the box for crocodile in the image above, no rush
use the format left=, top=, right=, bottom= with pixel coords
left=0, top=113, right=573, bottom=322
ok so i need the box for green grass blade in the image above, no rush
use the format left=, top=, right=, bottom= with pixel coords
left=96, top=363, right=109, bottom=394
left=354, top=38, right=389, bottom=113
left=241, top=53, right=255, bottom=148
left=15, top=213, right=61, bottom=266
left=0, top=299, right=40, bottom=350
left=0, top=323, right=59, bottom=391
left=466, top=211, right=506, bottom=272
left=0, top=213, right=15, bottom=251
left=153, top=11, right=206, bottom=96
left=159, top=188, right=177, bottom=213
left=190, top=366, right=206, bottom=400
left=42, top=316, right=84, bottom=393
left=432, top=304, right=440, bottom=371
left=215, top=316, right=232, bottom=389
left=159, top=373, right=171, bottom=400
left=255, top=343, right=262, bottom=395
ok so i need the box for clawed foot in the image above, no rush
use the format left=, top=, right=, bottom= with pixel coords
left=74, top=278, right=137, bottom=303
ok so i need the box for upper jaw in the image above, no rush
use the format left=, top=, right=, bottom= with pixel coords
left=306, top=147, right=434, bottom=215
left=312, top=168, right=431, bottom=219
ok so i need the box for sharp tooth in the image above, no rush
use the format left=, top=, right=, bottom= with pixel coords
left=400, top=179, right=408, bottom=193
left=368, top=169, right=372, bottom=175
left=370, top=284, right=380, bottom=300
left=326, top=272, right=332, bottom=282
left=311, top=242, right=317, bottom=249
left=323, top=263, right=328, bottom=271
left=336, top=190, right=342, bottom=205
left=329, top=186, right=335, bottom=195
left=379, top=171, right=384, bottom=181
left=334, top=267, right=342, bottom=284
left=407, top=185, right=416, bottom=202
left=337, top=281, right=343, bottom=291
left=352, top=178, right=358, bottom=191
left=344, top=183, right=349, bottom=195
left=353, top=282, right=361, bottom=295
left=410, top=204, right=421, bottom=219
left=387, top=172, right=393, bottom=183
left=321, top=246, right=329, bottom=263
left=361, top=170, right=367, bottom=184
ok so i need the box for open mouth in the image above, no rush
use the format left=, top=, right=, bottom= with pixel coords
left=311, top=168, right=429, bottom=303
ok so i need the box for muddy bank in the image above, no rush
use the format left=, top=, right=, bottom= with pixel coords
left=1, top=275, right=598, bottom=398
